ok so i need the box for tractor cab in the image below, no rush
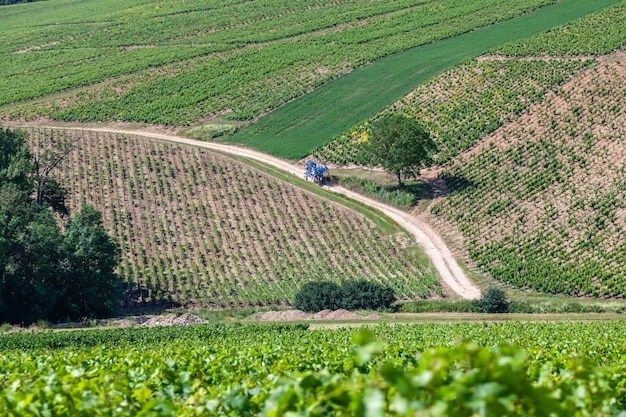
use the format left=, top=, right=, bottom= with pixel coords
left=304, top=161, right=330, bottom=185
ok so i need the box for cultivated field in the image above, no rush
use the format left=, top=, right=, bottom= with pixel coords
left=0, top=0, right=556, bottom=126
left=2, top=322, right=625, bottom=415
left=317, top=1, right=626, bottom=165
left=315, top=2, right=626, bottom=298
left=432, top=51, right=626, bottom=297
left=316, top=58, right=592, bottom=165
left=27, top=128, right=440, bottom=309
left=3, top=1, right=626, bottom=415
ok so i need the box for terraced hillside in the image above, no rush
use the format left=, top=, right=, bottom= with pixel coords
left=27, top=128, right=439, bottom=309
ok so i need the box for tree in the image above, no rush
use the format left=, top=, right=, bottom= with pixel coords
left=359, top=115, right=437, bottom=188
left=0, top=127, right=121, bottom=324
left=340, top=280, right=395, bottom=310
left=59, top=206, right=121, bottom=319
left=473, top=286, right=510, bottom=313
left=294, top=280, right=396, bottom=312
left=294, top=281, right=343, bottom=312
left=0, top=128, right=32, bottom=194
left=0, top=189, right=65, bottom=323
left=32, top=133, right=79, bottom=216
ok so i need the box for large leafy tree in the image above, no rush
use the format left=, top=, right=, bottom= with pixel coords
left=0, top=127, right=121, bottom=324
left=360, top=115, right=437, bottom=188
left=59, top=206, right=121, bottom=319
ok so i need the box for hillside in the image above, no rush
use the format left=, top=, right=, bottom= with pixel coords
left=318, top=2, right=626, bottom=297
left=4, top=1, right=625, bottom=305
left=26, top=128, right=440, bottom=310
left=317, top=2, right=626, bottom=164
left=0, top=0, right=557, bottom=126
left=432, top=51, right=626, bottom=297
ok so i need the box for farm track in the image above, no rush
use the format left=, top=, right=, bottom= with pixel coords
left=30, top=126, right=481, bottom=300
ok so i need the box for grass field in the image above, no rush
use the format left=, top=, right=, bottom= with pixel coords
left=227, top=0, right=623, bottom=159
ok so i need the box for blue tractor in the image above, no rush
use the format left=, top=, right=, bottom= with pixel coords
left=304, top=161, right=330, bottom=185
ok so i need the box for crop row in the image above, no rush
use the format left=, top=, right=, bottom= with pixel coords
left=1, top=322, right=625, bottom=415
left=28, top=128, right=439, bottom=309
left=431, top=55, right=626, bottom=297
left=494, top=2, right=626, bottom=57
left=1, top=0, right=556, bottom=124
left=316, top=57, right=591, bottom=165
left=316, top=1, right=626, bottom=167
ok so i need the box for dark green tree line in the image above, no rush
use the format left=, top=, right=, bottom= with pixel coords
left=0, top=127, right=121, bottom=324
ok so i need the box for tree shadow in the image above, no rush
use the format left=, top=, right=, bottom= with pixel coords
left=395, top=181, right=434, bottom=200
left=121, top=285, right=181, bottom=315
left=438, top=174, right=474, bottom=195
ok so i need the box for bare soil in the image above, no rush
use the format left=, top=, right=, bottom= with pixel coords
left=141, top=313, right=208, bottom=327
left=247, top=309, right=380, bottom=322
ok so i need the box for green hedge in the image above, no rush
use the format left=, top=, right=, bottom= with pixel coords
left=294, top=280, right=395, bottom=312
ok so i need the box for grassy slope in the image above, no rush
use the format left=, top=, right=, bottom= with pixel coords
left=227, top=0, right=623, bottom=159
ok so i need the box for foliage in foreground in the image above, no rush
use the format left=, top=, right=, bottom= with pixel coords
left=1, top=322, right=625, bottom=416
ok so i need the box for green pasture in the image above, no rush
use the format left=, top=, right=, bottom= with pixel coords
left=228, top=0, right=623, bottom=159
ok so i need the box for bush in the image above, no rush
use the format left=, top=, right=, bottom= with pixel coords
left=341, top=280, right=396, bottom=310
left=294, top=280, right=396, bottom=312
left=294, top=281, right=343, bottom=313
left=473, top=286, right=510, bottom=313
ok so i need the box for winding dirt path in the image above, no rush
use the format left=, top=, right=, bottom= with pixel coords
left=27, top=125, right=482, bottom=299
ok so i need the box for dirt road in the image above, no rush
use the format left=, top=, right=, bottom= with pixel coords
left=30, top=126, right=482, bottom=300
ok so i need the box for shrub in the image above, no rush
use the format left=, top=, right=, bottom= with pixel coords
left=294, top=280, right=396, bottom=312
left=473, top=286, right=510, bottom=313
left=341, top=280, right=396, bottom=310
left=294, top=281, right=343, bottom=313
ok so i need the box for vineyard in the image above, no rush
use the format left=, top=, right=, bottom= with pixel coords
left=431, top=51, right=626, bottom=296
left=317, top=1, right=625, bottom=165
left=27, top=128, right=439, bottom=309
left=315, top=57, right=592, bottom=165
left=494, top=2, right=626, bottom=57
left=1, top=322, right=625, bottom=415
left=311, top=2, right=626, bottom=298
left=0, top=0, right=558, bottom=126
